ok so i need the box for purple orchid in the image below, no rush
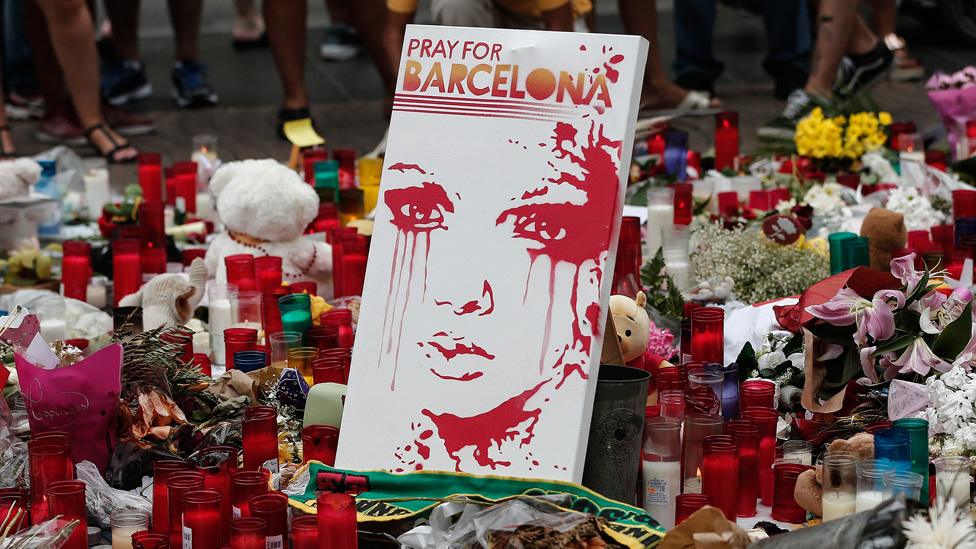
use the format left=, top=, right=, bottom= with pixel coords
left=891, top=336, right=951, bottom=376
left=890, top=253, right=924, bottom=293
left=919, top=286, right=972, bottom=334
left=807, top=287, right=902, bottom=346
left=806, top=288, right=871, bottom=326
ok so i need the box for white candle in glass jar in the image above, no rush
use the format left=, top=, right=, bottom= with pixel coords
left=664, top=261, right=691, bottom=291
left=643, top=460, right=680, bottom=529
left=39, top=319, right=67, bottom=343
left=821, top=491, right=856, bottom=521
left=209, top=298, right=234, bottom=364
left=855, top=490, right=884, bottom=512
left=86, top=282, right=107, bottom=309
left=936, top=471, right=971, bottom=508
left=111, top=526, right=140, bottom=549
left=646, top=204, right=674, bottom=256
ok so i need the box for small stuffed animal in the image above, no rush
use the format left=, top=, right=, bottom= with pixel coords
left=860, top=208, right=906, bottom=271
left=609, top=291, right=651, bottom=366
left=0, top=158, right=39, bottom=201
left=204, top=159, right=332, bottom=294
left=119, top=258, right=208, bottom=330
left=794, top=432, right=874, bottom=517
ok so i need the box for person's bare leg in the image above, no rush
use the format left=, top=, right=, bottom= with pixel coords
left=617, top=0, right=718, bottom=108
left=102, top=0, right=140, bottom=61
left=348, top=0, right=395, bottom=104
left=805, top=0, right=861, bottom=98
left=35, top=0, right=136, bottom=160
left=233, top=0, right=265, bottom=41
left=264, top=0, right=308, bottom=109
left=25, top=0, right=68, bottom=113
left=168, top=0, right=203, bottom=61
left=0, top=74, right=15, bottom=155
left=324, top=0, right=352, bottom=25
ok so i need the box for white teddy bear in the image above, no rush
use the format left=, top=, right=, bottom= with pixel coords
left=204, top=159, right=332, bottom=294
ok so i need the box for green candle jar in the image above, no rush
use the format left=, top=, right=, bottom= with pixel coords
left=892, top=418, right=929, bottom=504
left=279, top=293, right=312, bottom=338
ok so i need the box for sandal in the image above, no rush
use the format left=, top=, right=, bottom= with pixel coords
left=884, top=34, right=924, bottom=83
left=0, top=125, right=16, bottom=159
left=84, top=122, right=137, bottom=164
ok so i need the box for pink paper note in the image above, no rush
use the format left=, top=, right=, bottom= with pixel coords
left=888, top=379, right=930, bottom=421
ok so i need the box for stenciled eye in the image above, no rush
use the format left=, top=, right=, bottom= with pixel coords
left=385, top=182, right=454, bottom=233
left=498, top=204, right=574, bottom=247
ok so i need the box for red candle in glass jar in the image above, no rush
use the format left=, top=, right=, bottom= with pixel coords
left=321, top=309, right=354, bottom=349
left=247, top=493, right=288, bottom=549
left=28, top=435, right=72, bottom=524
left=717, top=191, right=739, bottom=218
left=317, top=492, right=358, bottom=549
left=954, top=190, right=976, bottom=220
left=337, top=233, right=368, bottom=298
left=303, top=148, right=328, bottom=185
left=302, top=425, right=340, bottom=465
left=262, top=288, right=289, bottom=343
left=132, top=530, right=170, bottom=549
left=61, top=240, right=91, bottom=301
left=174, top=161, right=198, bottom=214
left=671, top=183, right=693, bottom=225
left=739, top=380, right=776, bottom=410
left=167, top=472, right=205, bottom=549
left=289, top=281, right=317, bottom=296
left=0, top=488, right=29, bottom=533
left=772, top=463, right=813, bottom=523
left=725, top=420, right=760, bottom=517
left=181, top=489, right=221, bottom=549
left=253, top=256, right=282, bottom=291
left=231, top=471, right=269, bottom=519
left=308, top=325, right=339, bottom=352
left=714, top=112, right=738, bottom=171
left=46, top=481, right=87, bottom=549
left=113, top=238, right=143, bottom=306
left=242, top=406, right=279, bottom=473
left=194, top=446, right=237, bottom=547
left=748, top=190, right=771, bottom=212
left=742, top=407, right=779, bottom=504
left=311, top=357, right=344, bottom=385
left=310, top=202, right=340, bottom=235
left=674, top=493, right=710, bottom=525
left=291, top=515, right=318, bottom=549
left=318, top=348, right=352, bottom=383
left=691, top=307, right=724, bottom=364
left=224, top=328, right=258, bottom=370
left=224, top=254, right=257, bottom=292
left=701, top=435, right=739, bottom=520
left=332, top=148, right=357, bottom=190
left=139, top=153, right=163, bottom=204
left=140, top=201, right=168, bottom=274
left=230, top=518, right=266, bottom=549
left=153, top=460, right=191, bottom=534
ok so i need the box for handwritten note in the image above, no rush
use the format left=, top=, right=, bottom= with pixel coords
left=888, top=379, right=930, bottom=421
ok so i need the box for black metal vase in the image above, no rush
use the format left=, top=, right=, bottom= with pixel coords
left=581, top=364, right=649, bottom=505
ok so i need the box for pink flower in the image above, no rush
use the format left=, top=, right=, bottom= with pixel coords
left=919, top=287, right=972, bottom=334
left=890, top=253, right=923, bottom=292
left=807, top=288, right=901, bottom=346
left=891, top=337, right=951, bottom=376
left=806, top=287, right=871, bottom=326
left=951, top=323, right=976, bottom=370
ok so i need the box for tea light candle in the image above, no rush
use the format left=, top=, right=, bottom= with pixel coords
left=84, top=168, right=110, bottom=220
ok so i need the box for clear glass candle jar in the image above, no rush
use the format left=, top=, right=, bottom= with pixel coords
left=934, top=456, right=971, bottom=510
left=230, top=518, right=266, bottom=549
left=111, top=510, right=149, bottom=549
left=782, top=440, right=812, bottom=466
left=680, top=414, right=724, bottom=493
left=855, top=460, right=895, bottom=512
left=884, top=471, right=925, bottom=503
left=821, top=452, right=857, bottom=522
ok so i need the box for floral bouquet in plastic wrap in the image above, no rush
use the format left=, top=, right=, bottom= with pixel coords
left=926, top=67, right=976, bottom=159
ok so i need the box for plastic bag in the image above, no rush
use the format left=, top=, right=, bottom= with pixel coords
left=76, top=460, right=151, bottom=528
left=0, top=516, right=80, bottom=549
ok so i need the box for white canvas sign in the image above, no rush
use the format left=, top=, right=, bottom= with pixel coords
left=337, top=25, right=647, bottom=482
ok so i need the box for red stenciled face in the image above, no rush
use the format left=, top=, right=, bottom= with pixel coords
left=374, top=121, right=622, bottom=474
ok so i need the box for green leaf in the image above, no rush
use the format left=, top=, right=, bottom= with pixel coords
left=932, top=301, right=973, bottom=360
left=904, top=272, right=930, bottom=305
left=872, top=333, right=915, bottom=356
left=895, top=309, right=921, bottom=333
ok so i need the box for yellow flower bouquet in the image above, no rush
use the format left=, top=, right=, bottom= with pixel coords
left=795, top=108, right=892, bottom=160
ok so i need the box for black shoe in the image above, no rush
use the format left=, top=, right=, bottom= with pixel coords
left=171, top=61, right=219, bottom=108
left=833, top=41, right=894, bottom=99
left=277, top=106, right=319, bottom=141
left=674, top=71, right=715, bottom=96
left=758, top=89, right=828, bottom=140
left=772, top=66, right=809, bottom=101
left=102, top=61, right=153, bottom=106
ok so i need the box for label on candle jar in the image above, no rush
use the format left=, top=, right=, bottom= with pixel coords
left=265, top=535, right=283, bottom=549
left=645, top=478, right=670, bottom=505
left=232, top=506, right=241, bottom=519
left=182, top=522, right=192, bottom=548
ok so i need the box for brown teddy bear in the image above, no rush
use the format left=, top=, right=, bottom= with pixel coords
left=793, top=433, right=874, bottom=517
left=860, top=208, right=907, bottom=271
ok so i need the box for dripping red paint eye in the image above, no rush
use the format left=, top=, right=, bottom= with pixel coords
left=385, top=182, right=454, bottom=232
left=497, top=204, right=574, bottom=247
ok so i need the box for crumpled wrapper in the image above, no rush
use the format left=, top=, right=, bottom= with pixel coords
left=208, top=369, right=259, bottom=401
left=660, top=507, right=750, bottom=549
left=76, top=460, right=151, bottom=528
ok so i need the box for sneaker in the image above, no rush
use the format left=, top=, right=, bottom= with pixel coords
left=171, top=61, right=219, bottom=108
left=319, top=26, right=361, bottom=61
left=5, top=93, right=44, bottom=121
left=102, top=60, right=153, bottom=106
left=833, top=41, right=894, bottom=98
left=757, top=89, right=825, bottom=140
left=102, top=104, right=157, bottom=136
left=35, top=108, right=86, bottom=146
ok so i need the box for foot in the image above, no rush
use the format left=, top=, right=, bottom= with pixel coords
left=886, top=34, right=924, bottom=82
left=319, top=25, right=362, bottom=61
left=85, top=122, right=138, bottom=163
left=102, top=103, right=157, bottom=136
left=232, top=15, right=267, bottom=49
left=833, top=40, right=894, bottom=98
left=172, top=61, right=219, bottom=108
left=758, top=88, right=827, bottom=140
left=101, top=60, right=153, bottom=106
left=0, top=126, right=16, bottom=158
left=640, top=81, right=720, bottom=111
